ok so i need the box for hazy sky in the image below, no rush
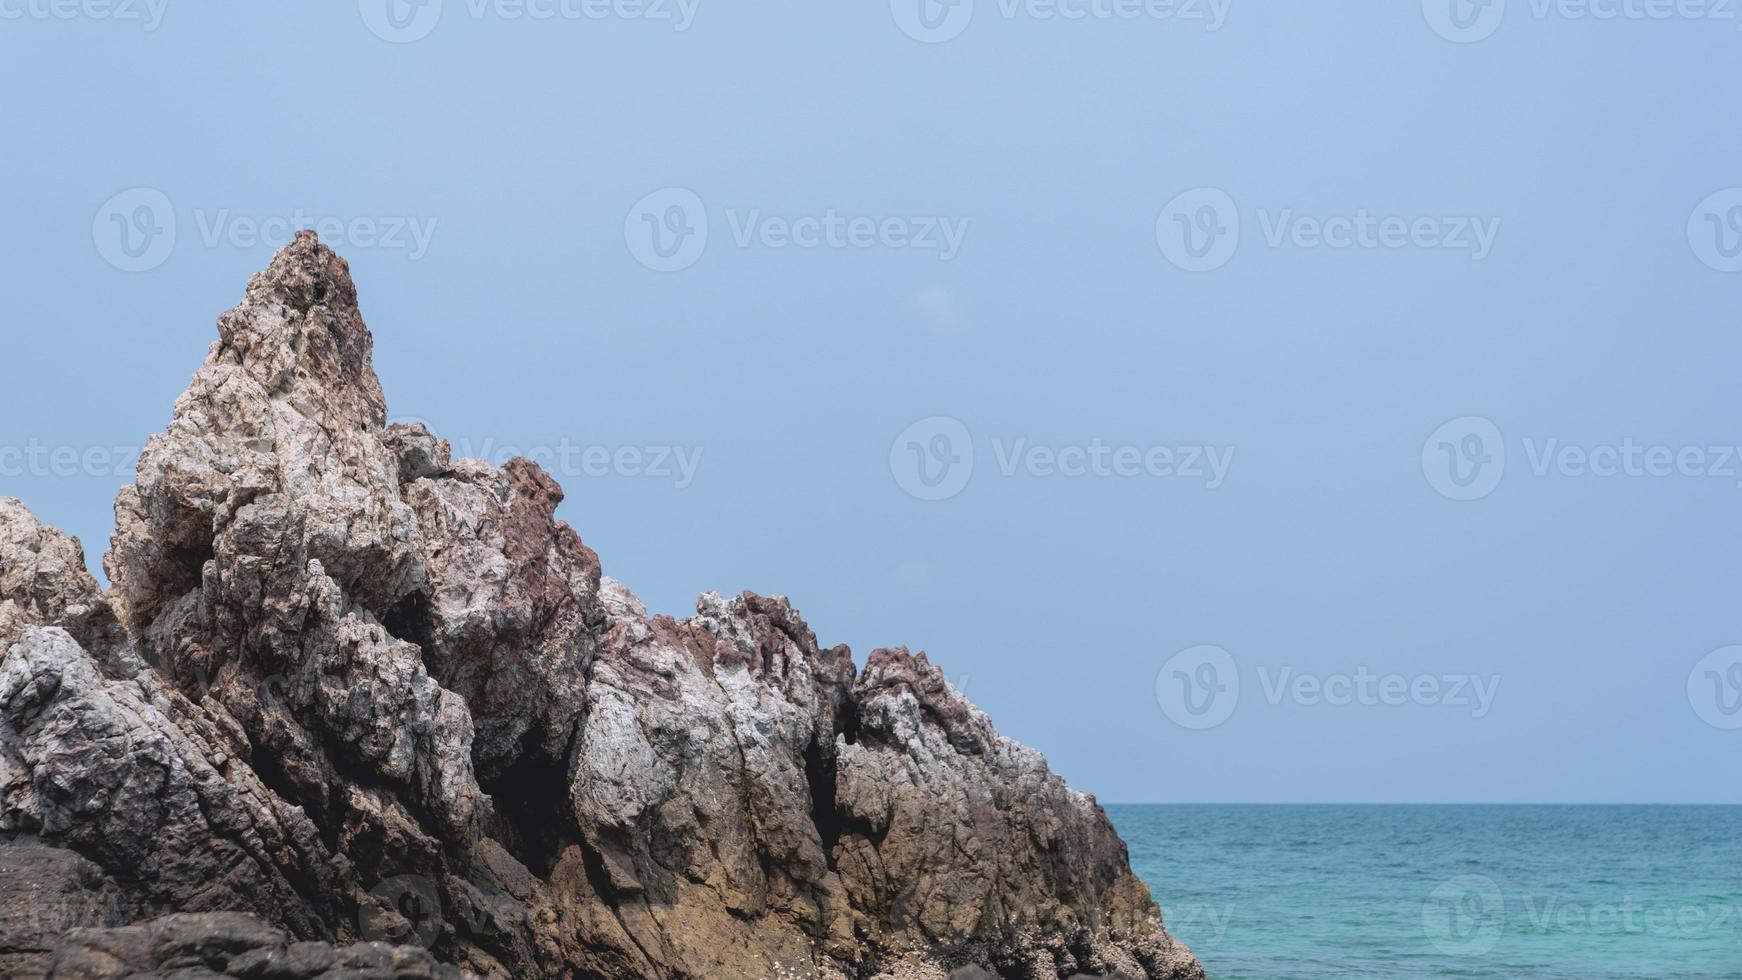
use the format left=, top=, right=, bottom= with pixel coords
left=4, top=2, right=1740, bottom=803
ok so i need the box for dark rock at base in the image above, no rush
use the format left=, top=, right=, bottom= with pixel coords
left=42, top=912, right=466, bottom=979
left=0, top=844, right=127, bottom=979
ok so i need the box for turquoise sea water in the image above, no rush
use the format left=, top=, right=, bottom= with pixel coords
left=1108, top=806, right=1742, bottom=979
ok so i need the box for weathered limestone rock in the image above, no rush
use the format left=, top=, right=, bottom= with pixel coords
left=0, top=499, right=127, bottom=666
left=836, top=650, right=1202, bottom=980
left=0, top=233, right=1204, bottom=980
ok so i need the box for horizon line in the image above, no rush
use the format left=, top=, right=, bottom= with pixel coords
left=1100, top=801, right=1742, bottom=807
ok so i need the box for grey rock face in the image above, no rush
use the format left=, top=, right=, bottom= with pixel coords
left=0, top=233, right=1203, bottom=980
left=43, top=912, right=466, bottom=979
left=0, top=627, right=336, bottom=939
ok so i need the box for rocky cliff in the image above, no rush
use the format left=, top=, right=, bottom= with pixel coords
left=0, top=233, right=1203, bottom=980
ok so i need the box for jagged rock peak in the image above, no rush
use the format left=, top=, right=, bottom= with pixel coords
left=218, top=227, right=386, bottom=428
left=0, top=235, right=1204, bottom=980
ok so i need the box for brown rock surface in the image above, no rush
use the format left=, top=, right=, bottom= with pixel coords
left=0, top=233, right=1203, bottom=980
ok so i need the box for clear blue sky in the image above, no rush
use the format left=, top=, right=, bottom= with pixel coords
left=4, top=3, right=1739, bottom=803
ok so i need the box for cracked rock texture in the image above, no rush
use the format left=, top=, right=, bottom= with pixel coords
left=0, top=233, right=1203, bottom=980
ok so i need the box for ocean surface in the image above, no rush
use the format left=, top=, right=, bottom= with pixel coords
left=1107, top=805, right=1742, bottom=979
